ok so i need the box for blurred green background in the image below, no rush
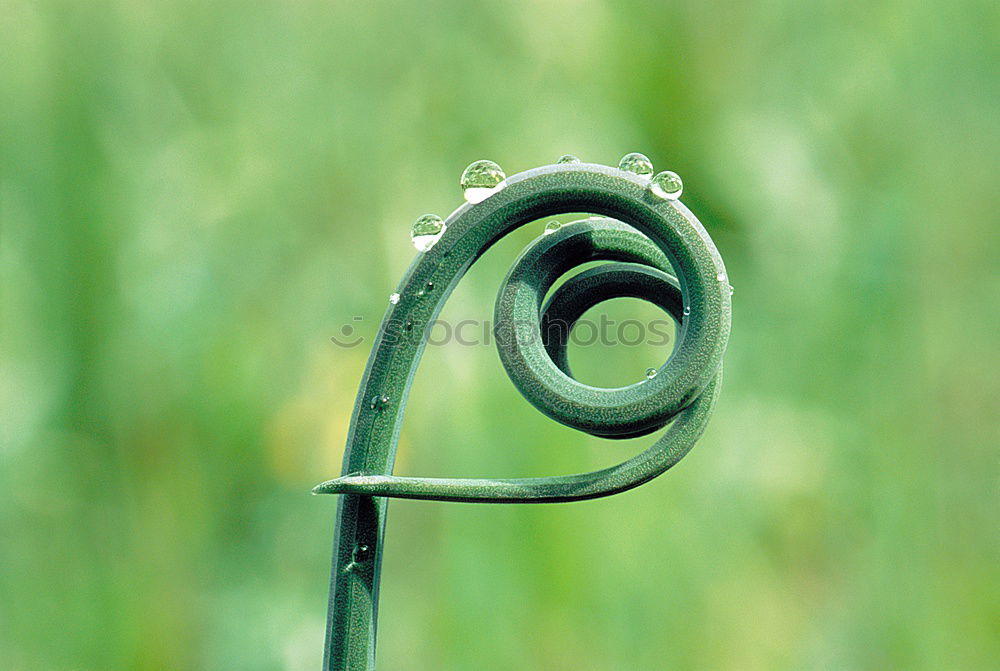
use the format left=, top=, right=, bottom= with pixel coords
left=2, top=0, right=997, bottom=669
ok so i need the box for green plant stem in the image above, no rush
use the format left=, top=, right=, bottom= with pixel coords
left=319, top=163, right=730, bottom=670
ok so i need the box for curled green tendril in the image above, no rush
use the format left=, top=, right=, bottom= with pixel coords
left=319, top=162, right=730, bottom=670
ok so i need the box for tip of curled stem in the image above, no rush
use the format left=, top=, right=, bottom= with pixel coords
left=312, top=473, right=390, bottom=495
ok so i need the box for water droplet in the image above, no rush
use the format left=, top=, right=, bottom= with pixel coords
left=369, top=395, right=390, bottom=411
left=543, top=220, right=562, bottom=235
left=389, top=293, right=400, bottom=305
left=618, top=152, right=654, bottom=178
left=404, top=320, right=414, bottom=331
left=557, top=154, right=581, bottom=164
left=353, top=544, right=371, bottom=561
left=461, top=159, right=506, bottom=203
left=649, top=170, right=683, bottom=200
left=425, top=281, right=434, bottom=292
left=411, top=214, right=446, bottom=252
left=717, top=272, right=727, bottom=283
left=728, top=284, right=734, bottom=296
left=683, top=306, right=691, bottom=316
left=645, top=367, right=658, bottom=380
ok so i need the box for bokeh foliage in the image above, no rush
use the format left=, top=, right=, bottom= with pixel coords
left=1, top=1, right=997, bottom=669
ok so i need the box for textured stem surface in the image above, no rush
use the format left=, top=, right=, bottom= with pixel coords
left=320, top=163, right=731, bottom=670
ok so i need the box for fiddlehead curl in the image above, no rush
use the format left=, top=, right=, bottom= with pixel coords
left=314, top=160, right=730, bottom=503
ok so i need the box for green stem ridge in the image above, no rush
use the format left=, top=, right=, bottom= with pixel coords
left=319, top=162, right=731, bottom=670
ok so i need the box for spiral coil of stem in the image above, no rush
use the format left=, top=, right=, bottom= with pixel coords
left=317, top=159, right=730, bottom=670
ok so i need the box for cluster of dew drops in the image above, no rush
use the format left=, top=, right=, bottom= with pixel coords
left=408, top=152, right=685, bottom=253
left=398, top=153, right=729, bottom=383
